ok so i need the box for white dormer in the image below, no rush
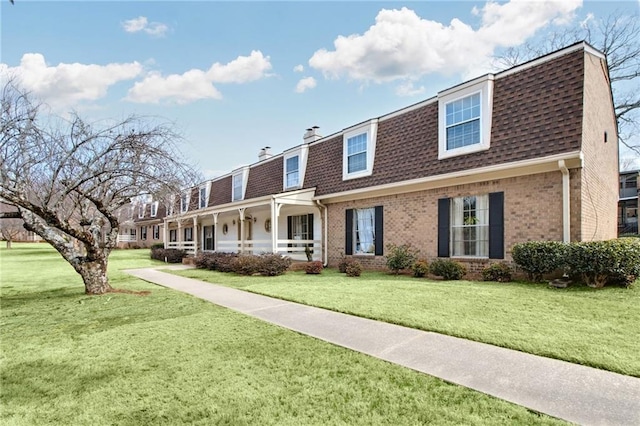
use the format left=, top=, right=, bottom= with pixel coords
left=232, top=167, right=249, bottom=202
left=283, top=145, right=309, bottom=191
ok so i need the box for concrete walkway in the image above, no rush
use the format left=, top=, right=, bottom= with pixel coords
left=125, top=267, right=640, bottom=426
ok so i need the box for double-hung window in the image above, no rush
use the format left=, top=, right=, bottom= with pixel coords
left=184, top=227, right=193, bottom=242
left=140, top=226, right=148, bottom=241
left=180, top=193, right=189, bottom=213
left=345, top=206, right=383, bottom=255
left=342, top=119, right=378, bottom=180
left=446, top=93, right=481, bottom=150
left=347, top=134, right=367, bottom=174
left=450, top=195, right=489, bottom=257
left=438, top=75, right=493, bottom=159
left=150, top=202, right=158, bottom=217
left=152, top=225, right=160, bottom=240
left=232, top=173, right=244, bottom=201
left=438, top=192, right=504, bottom=259
left=199, top=186, right=207, bottom=208
left=285, top=155, right=300, bottom=189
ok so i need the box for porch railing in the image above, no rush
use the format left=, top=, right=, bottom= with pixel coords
left=210, top=239, right=322, bottom=261
left=117, top=235, right=137, bottom=243
left=167, top=241, right=196, bottom=254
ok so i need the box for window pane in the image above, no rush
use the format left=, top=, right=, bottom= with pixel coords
left=354, top=208, right=375, bottom=254
left=348, top=152, right=366, bottom=173
left=451, top=194, right=488, bottom=257
left=286, top=170, right=299, bottom=188
left=286, top=156, right=299, bottom=172
left=445, top=93, right=481, bottom=149
left=286, top=156, right=300, bottom=187
left=347, top=133, right=367, bottom=155
left=233, top=175, right=243, bottom=200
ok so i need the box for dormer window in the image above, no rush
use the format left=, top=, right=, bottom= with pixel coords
left=180, top=192, right=189, bottom=213
left=232, top=168, right=248, bottom=202
left=342, top=119, right=378, bottom=180
left=438, top=75, right=494, bottom=159
left=199, top=186, right=207, bottom=208
left=283, top=146, right=308, bottom=191
left=138, top=204, right=145, bottom=218
left=150, top=201, right=158, bottom=217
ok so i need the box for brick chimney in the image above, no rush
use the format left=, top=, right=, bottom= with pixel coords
left=258, top=146, right=272, bottom=161
left=303, top=126, right=321, bottom=144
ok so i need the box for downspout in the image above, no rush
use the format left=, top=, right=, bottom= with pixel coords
left=315, top=199, right=328, bottom=267
left=558, top=160, right=570, bottom=243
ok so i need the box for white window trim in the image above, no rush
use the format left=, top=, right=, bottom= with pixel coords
left=180, top=191, right=190, bottom=213
left=283, top=145, right=309, bottom=191
left=168, top=196, right=175, bottom=217
left=232, top=167, right=249, bottom=202
left=438, top=75, right=493, bottom=160
left=138, top=204, right=145, bottom=219
left=199, top=182, right=211, bottom=209
left=150, top=201, right=159, bottom=218
left=450, top=194, right=490, bottom=259
left=342, top=119, right=378, bottom=181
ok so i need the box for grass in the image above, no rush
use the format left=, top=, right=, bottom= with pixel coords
left=172, top=267, right=640, bottom=377
left=0, top=243, right=564, bottom=425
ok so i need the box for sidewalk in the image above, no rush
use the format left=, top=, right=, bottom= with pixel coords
left=125, top=267, right=640, bottom=426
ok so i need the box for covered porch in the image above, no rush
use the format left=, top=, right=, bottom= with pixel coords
left=165, top=189, right=325, bottom=262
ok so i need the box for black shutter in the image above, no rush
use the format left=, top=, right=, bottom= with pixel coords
left=374, top=205, right=384, bottom=256
left=489, top=192, right=504, bottom=259
left=345, top=209, right=353, bottom=255
left=437, top=198, right=450, bottom=257
left=287, top=216, right=293, bottom=249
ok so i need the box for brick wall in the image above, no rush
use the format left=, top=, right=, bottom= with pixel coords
left=325, top=171, right=568, bottom=269
left=579, top=52, right=619, bottom=240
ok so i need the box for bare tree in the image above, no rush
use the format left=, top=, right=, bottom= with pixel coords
left=0, top=217, right=24, bottom=248
left=494, top=10, right=640, bottom=156
left=0, top=81, right=198, bottom=294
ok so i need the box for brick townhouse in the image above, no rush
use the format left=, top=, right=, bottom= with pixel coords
left=162, top=41, right=619, bottom=271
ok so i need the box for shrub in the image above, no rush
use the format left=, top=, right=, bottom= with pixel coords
left=150, top=247, right=187, bottom=263
left=482, top=263, right=512, bottom=282
left=150, top=243, right=165, bottom=250
left=385, top=243, right=419, bottom=274
left=338, top=253, right=349, bottom=273
left=194, top=252, right=215, bottom=269
left=412, top=259, right=429, bottom=278
left=565, top=239, right=640, bottom=288
left=213, top=252, right=238, bottom=273
left=232, top=254, right=263, bottom=276
left=511, top=241, right=568, bottom=282
left=429, top=259, right=467, bottom=280
left=345, top=260, right=362, bottom=277
left=258, top=253, right=292, bottom=276
left=304, top=261, right=323, bottom=274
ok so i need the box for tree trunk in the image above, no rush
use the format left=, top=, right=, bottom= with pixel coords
left=77, top=257, right=112, bottom=295
left=5, top=239, right=11, bottom=249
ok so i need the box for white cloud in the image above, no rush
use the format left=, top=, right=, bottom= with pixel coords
left=293, top=64, right=304, bottom=72
left=309, top=1, right=582, bottom=86
left=122, top=16, right=169, bottom=37
left=395, top=81, right=425, bottom=97
left=295, top=76, right=317, bottom=93
left=126, top=51, right=272, bottom=104
left=127, top=70, right=222, bottom=104
left=0, top=53, right=142, bottom=108
left=206, top=50, right=272, bottom=83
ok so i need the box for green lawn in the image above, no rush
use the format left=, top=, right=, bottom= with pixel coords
left=173, top=266, right=640, bottom=377
left=0, top=244, right=564, bottom=425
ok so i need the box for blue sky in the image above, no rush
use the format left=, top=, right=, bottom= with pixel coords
left=1, top=0, right=638, bottom=177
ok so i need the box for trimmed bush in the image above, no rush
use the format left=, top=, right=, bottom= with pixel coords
left=150, top=243, right=165, bottom=250
left=304, top=261, right=323, bottom=274
left=150, top=247, right=187, bottom=263
left=430, top=259, right=467, bottom=280
left=213, top=253, right=238, bottom=273
left=258, top=253, right=292, bottom=276
left=482, top=263, right=512, bottom=283
left=232, top=255, right=264, bottom=276
left=412, top=259, right=429, bottom=278
left=345, top=260, right=362, bottom=277
left=566, top=238, right=640, bottom=288
left=511, top=241, right=568, bottom=282
left=385, top=243, right=419, bottom=274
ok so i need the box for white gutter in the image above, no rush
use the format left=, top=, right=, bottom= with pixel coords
left=558, top=160, right=570, bottom=243
left=315, top=199, right=328, bottom=267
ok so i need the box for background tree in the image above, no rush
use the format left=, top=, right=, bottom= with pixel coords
left=0, top=214, right=24, bottom=249
left=0, top=81, right=198, bottom=294
left=494, top=10, right=640, bottom=160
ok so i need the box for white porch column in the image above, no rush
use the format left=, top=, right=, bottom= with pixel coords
left=270, top=199, right=277, bottom=253
left=238, top=208, right=246, bottom=253
left=558, top=160, right=570, bottom=243
left=178, top=221, right=183, bottom=247
left=192, top=216, right=198, bottom=254
left=213, top=213, right=219, bottom=252
left=163, top=219, right=169, bottom=248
